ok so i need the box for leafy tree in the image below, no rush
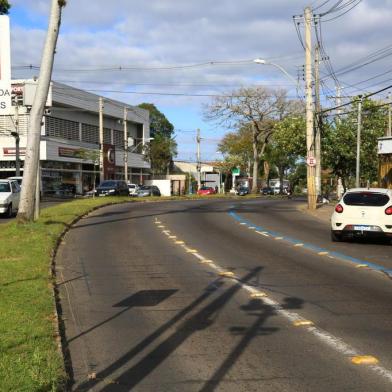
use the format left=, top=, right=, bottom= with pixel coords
left=267, top=116, right=306, bottom=193
left=138, top=103, right=174, bottom=138
left=323, top=97, right=386, bottom=190
left=0, top=0, right=11, bottom=14
left=144, top=133, right=177, bottom=176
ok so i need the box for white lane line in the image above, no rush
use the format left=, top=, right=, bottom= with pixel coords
left=256, top=231, right=270, bottom=237
left=158, top=220, right=392, bottom=384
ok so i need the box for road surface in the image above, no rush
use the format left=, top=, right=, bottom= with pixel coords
left=57, top=198, right=392, bottom=391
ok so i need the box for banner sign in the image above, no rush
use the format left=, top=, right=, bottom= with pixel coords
left=0, top=16, right=12, bottom=115
left=3, top=147, right=26, bottom=156
left=58, top=147, right=83, bottom=159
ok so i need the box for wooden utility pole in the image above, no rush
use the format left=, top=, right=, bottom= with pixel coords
left=305, top=6, right=316, bottom=209
left=99, top=97, right=104, bottom=183
left=18, top=0, right=65, bottom=221
left=123, top=106, right=128, bottom=182
left=314, top=45, right=321, bottom=198
left=356, top=96, right=362, bottom=188
left=196, top=128, right=201, bottom=190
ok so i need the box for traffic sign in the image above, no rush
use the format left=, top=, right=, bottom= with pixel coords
left=306, top=156, right=317, bottom=167
left=232, top=168, right=240, bottom=175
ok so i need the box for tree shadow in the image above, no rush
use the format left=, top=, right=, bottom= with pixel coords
left=75, top=268, right=261, bottom=391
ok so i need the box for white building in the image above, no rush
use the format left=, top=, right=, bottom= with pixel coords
left=0, top=80, right=151, bottom=195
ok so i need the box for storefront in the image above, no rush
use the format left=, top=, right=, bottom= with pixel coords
left=378, top=136, right=392, bottom=189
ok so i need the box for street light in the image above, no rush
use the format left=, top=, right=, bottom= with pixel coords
left=253, top=58, right=302, bottom=95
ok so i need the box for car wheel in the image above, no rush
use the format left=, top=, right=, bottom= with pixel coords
left=6, top=203, right=13, bottom=218
left=331, top=230, right=342, bottom=242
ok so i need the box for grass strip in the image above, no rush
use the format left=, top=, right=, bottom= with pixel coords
left=0, top=193, right=262, bottom=390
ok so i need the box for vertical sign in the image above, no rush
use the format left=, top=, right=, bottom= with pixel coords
left=0, top=15, right=11, bottom=115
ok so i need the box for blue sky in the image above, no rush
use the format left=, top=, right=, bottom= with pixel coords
left=8, top=0, right=392, bottom=161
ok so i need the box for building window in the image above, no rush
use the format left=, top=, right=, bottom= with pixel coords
left=103, top=128, right=111, bottom=144
left=81, top=123, right=99, bottom=144
left=46, top=117, right=80, bottom=141
left=113, top=129, right=124, bottom=149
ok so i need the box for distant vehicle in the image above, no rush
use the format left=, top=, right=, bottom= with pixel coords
left=261, top=187, right=274, bottom=195
left=127, top=183, right=139, bottom=196
left=7, top=176, right=23, bottom=187
left=197, top=186, right=216, bottom=196
left=95, top=180, right=129, bottom=196
left=137, top=185, right=161, bottom=197
left=331, top=188, right=392, bottom=242
left=0, top=179, right=21, bottom=217
left=236, top=186, right=249, bottom=196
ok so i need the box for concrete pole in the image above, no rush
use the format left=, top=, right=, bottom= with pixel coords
left=196, top=128, right=201, bottom=190
left=123, top=107, right=128, bottom=182
left=305, top=6, right=317, bottom=209
left=356, top=96, right=362, bottom=188
left=18, top=0, right=64, bottom=221
left=99, top=97, right=104, bottom=183
left=14, top=105, right=20, bottom=177
left=387, top=92, right=391, bottom=137
left=314, top=45, right=322, bottom=197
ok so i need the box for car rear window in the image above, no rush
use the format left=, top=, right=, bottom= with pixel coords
left=343, top=192, right=390, bottom=206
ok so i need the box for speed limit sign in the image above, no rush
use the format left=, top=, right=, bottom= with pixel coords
left=306, top=156, right=317, bottom=167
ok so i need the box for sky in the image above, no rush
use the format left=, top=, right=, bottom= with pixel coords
left=8, top=0, right=392, bottom=161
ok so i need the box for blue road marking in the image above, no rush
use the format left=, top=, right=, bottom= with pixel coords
left=229, top=210, right=392, bottom=277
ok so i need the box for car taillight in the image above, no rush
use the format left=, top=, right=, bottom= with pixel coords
left=385, top=206, right=392, bottom=215
left=335, top=204, right=344, bottom=213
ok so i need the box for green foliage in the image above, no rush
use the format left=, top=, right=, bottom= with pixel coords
left=145, top=133, right=177, bottom=175
left=323, top=98, right=386, bottom=188
left=138, top=103, right=174, bottom=138
left=0, top=0, right=10, bottom=14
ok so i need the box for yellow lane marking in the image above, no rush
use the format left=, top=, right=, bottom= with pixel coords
left=169, top=236, right=177, bottom=239
left=186, top=249, right=198, bottom=253
left=351, top=356, right=379, bottom=365
left=155, top=221, right=161, bottom=224
left=293, top=320, right=314, bottom=327
left=328, top=256, right=335, bottom=259
left=294, top=243, right=304, bottom=247
left=219, top=271, right=235, bottom=278
left=200, top=259, right=213, bottom=264
left=355, top=264, right=369, bottom=268
left=157, top=225, right=165, bottom=228
left=175, top=241, right=185, bottom=245
left=251, top=292, right=267, bottom=298
left=275, top=237, right=284, bottom=240
left=318, top=251, right=329, bottom=256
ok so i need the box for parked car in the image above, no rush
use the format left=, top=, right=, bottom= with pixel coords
left=0, top=179, right=21, bottom=217
left=137, top=185, right=161, bottom=197
left=127, top=183, right=139, bottom=196
left=331, top=188, right=392, bottom=242
left=95, top=180, right=129, bottom=196
left=197, top=186, right=216, bottom=196
left=236, top=186, right=249, bottom=196
left=261, top=187, right=274, bottom=195
left=7, top=176, right=23, bottom=187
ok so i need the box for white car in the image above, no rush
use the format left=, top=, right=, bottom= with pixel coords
left=331, top=188, right=392, bottom=242
left=127, top=183, right=139, bottom=196
left=7, top=176, right=23, bottom=187
left=0, top=179, right=21, bottom=218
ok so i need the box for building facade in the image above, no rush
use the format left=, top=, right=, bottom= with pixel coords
left=378, top=136, right=392, bottom=189
left=0, top=80, right=151, bottom=195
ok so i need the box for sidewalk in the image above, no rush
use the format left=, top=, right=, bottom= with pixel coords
left=297, top=202, right=335, bottom=224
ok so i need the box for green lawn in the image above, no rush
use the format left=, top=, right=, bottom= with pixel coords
left=0, top=193, right=261, bottom=391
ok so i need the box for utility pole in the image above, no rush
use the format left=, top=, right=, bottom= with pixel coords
left=123, top=106, right=128, bottom=182
left=18, top=0, right=66, bottom=222
left=387, top=92, right=391, bottom=137
left=196, top=128, right=201, bottom=190
left=304, top=6, right=317, bottom=209
left=314, top=45, right=322, bottom=198
left=13, top=104, right=20, bottom=176
left=99, top=97, right=104, bottom=183
left=356, top=96, right=362, bottom=188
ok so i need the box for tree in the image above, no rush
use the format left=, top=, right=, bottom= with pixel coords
left=323, top=97, right=386, bottom=190
left=267, top=116, right=306, bottom=193
left=0, top=0, right=11, bottom=14
left=18, top=0, right=66, bottom=222
left=138, top=103, right=174, bottom=138
left=204, top=87, right=293, bottom=193
left=144, top=133, right=177, bottom=176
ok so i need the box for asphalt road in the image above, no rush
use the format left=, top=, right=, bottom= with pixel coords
left=57, top=198, right=392, bottom=391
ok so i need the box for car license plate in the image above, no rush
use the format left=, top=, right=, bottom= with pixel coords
left=353, top=225, right=371, bottom=231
